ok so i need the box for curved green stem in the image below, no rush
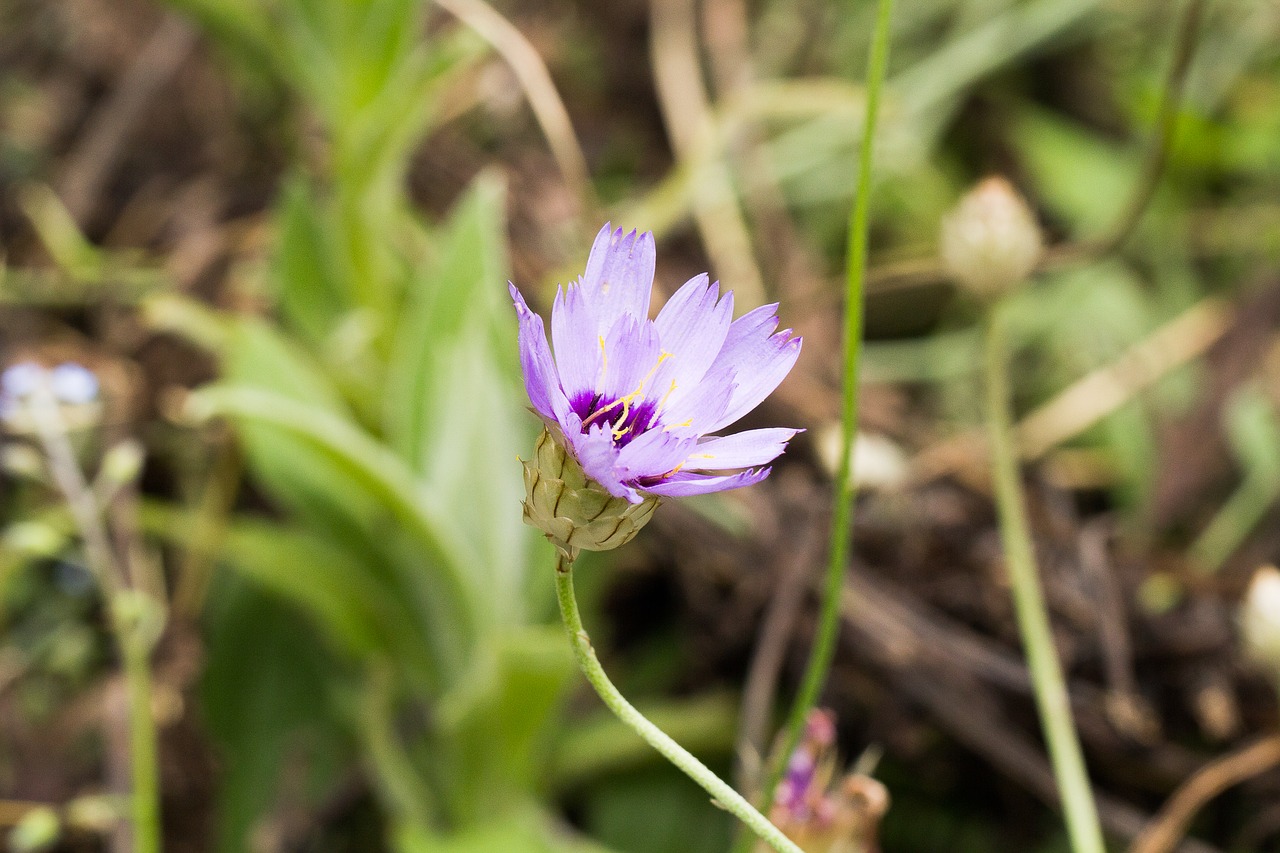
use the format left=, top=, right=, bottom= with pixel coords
left=983, top=305, right=1106, bottom=853
left=755, top=0, right=896, bottom=824
left=554, top=555, right=802, bottom=853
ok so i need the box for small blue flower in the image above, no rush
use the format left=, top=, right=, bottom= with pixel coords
left=0, top=361, right=100, bottom=421
left=1, top=362, right=43, bottom=406
left=49, top=363, right=100, bottom=405
left=511, top=224, right=802, bottom=504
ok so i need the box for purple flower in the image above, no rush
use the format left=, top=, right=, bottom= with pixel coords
left=511, top=224, right=802, bottom=504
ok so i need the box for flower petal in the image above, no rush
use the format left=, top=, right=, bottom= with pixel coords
left=652, top=273, right=733, bottom=394
left=684, top=428, right=801, bottom=471
left=580, top=225, right=656, bottom=334
left=568, top=423, right=640, bottom=502
left=640, top=466, right=773, bottom=497
left=551, top=284, right=602, bottom=406
left=654, top=376, right=735, bottom=436
left=699, top=304, right=802, bottom=432
left=598, top=314, right=662, bottom=405
left=510, top=284, right=569, bottom=422
left=616, top=427, right=699, bottom=481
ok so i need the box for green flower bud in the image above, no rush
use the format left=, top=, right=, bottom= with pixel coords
left=521, top=428, right=660, bottom=560
left=940, top=176, right=1043, bottom=300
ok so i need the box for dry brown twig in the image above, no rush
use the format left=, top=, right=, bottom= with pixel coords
left=650, top=0, right=766, bottom=307
left=907, top=297, right=1231, bottom=486
left=735, top=520, right=823, bottom=794
left=58, top=15, right=197, bottom=225
left=1129, top=736, right=1280, bottom=853
left=433, top=0, right=597, bottom=216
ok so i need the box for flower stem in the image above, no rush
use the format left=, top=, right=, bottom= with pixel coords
left=29, top=385, right=162, bottom=853
left=983, top=305, right=1106, bottom=853
left=554, top=554, right=803, bottom=853
left=119, top=620, right=162, bottom=853
left=756, top=0, right=895, bottom=820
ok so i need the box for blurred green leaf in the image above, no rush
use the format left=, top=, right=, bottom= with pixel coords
left=219, top=318, right=389, bottom=557
left=1014, top=109, right=1138, bottom=235
left=392, top=804, right=620, bottom=853
left=433, top=625, right=574, bottom=822
left=384, top=171, right=533, bottom=624
left=550, top=691, right=740, bottom=791
left=141, top=501, right=435, bottom=674
left=385, top=172, right=511, bottom=468
left=274, top=177, right=349, bottom=348
left=1225, top=384, right=1280, bottom=482
left=201, top=575, right=354, bottom=853
left=188, top=383, right=481, bottom=656
left=579, top=763, right=734, bottom=853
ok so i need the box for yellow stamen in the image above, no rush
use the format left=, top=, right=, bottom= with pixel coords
left=648, top=379, right=679, bottom=430
left=581, top=395, right=624, bottom=429
left=582, top=351, right=675, bottom=438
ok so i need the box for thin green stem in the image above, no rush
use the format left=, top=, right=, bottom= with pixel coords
left=1190, top=475, right=1279, bottom=575
left=754, top=0, right=895, bottom=823
left=983, top=305, right=1106, bottom=853
left=554, top=555, right=803, bottom=853
left=1091, top=0, right=1205, bottom=258
left=120, top=624, right=161, bottom=853
left=29, top=385, right=162, bottom=853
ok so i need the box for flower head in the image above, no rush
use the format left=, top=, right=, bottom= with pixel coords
left=513, top=225, right=802, bottom=515
left=769, top=709, right=890, bottom=853
left=940, top=176, right=1043, bottom=300
left=1242, top=565, right=1280, bottom=676
left=1, top=361, right=101, bottom=429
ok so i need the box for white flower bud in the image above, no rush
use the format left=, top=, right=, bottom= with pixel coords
left=522, top=428, right=659, bottom=560
left=1241, top=565, right=1280, bottom=677
left=940, top=177, right=1043, bottom=300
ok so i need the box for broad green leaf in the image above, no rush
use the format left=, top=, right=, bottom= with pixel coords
left=433, top=626, right=574, bottom=822
left=579, top=763, right=735, bottom=853
left=201, top=575, right=353, bottom=853
left=273, top=177, right=348, bottom=348
left=1013, top=108, right=1139, bottom=236
left=220, top=318, right=389, bottom=561
left=187, top=384, right=482, bottom=660
left=384, top=172, right=511, bottom=466
left=392, top=804, right=620, bottom=853
left=549, top=692, right=739, bottom=792
left=140, top=501, right=434, bottom=676
left=383, top=172, right=532, bottom=623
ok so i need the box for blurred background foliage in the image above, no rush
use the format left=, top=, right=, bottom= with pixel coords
left=1, top=0, right=1280, bottom=851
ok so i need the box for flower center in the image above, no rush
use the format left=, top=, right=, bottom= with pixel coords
left=571, top=351, right=673, bottom=447
left=572, top=392, right=659, bottom=447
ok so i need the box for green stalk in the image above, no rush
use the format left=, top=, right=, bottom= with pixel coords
left=754, top=0, right=895, bottom=821
left=29, top=386, right=163, bottom=853
left=119, top=621, right=161, bottom=853
left=1191, top=475, right=1278, bottom=574
left=983, top=305, right=1106, bottom=853
left=554, top=555, right=803, bottom=853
